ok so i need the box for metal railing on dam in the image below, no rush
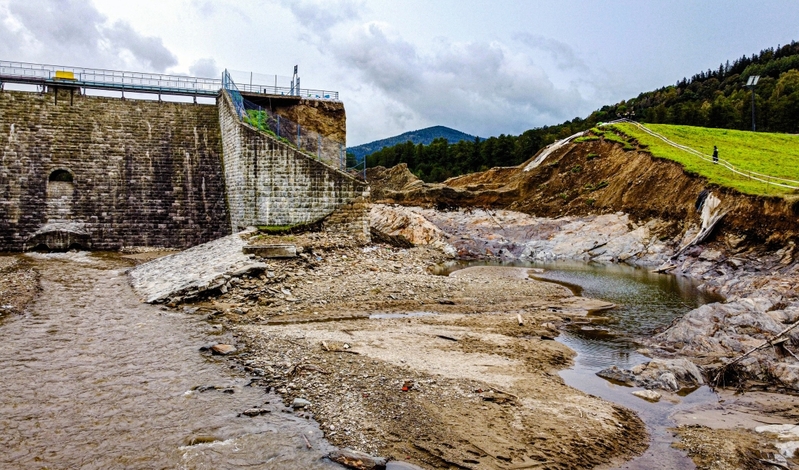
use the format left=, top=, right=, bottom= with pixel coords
left=0, top=60, right=339, bottom=101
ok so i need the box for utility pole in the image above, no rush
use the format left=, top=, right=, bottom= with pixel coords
left=746, top=75, right=760, bottom=132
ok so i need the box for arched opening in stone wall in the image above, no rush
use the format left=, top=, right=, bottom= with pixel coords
left=48, top=169, right=74, bottom=182
left=46, top=168, right=75, bottom=222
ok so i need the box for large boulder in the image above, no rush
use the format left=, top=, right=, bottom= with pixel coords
left=597, top=358, right=704, bottom=392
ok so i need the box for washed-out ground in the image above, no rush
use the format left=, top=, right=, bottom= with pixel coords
left=177, top=235, right=647, bottom=469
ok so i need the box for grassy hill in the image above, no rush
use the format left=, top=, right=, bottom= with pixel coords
left=603, top=123, right=799, bottom=196
left=363, top=41, right=799, bottom=182
left=347, top=126, right=479, bottom=162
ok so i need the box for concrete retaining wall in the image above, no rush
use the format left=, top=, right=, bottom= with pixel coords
left=218, top=91, right=369, bottom=240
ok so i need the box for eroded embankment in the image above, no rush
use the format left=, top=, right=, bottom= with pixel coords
left=367, top=138, right=799, bottom=246
left=367, top=137, right=799, bottom=394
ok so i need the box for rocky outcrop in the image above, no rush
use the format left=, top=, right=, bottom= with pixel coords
left=128, top=230, right=267, bottom=304
left=597, top=358, right=705, bottom=392
left=367, top=202, right=799, bottom=391
left=369, top=204, right=673, bottom=265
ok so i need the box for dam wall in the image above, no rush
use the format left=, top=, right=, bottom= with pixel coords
left=0, top=85, right=367, bottom=251
left=0, top=89, right=229, bottom=250
left=219, top=91, right=369, bottom=240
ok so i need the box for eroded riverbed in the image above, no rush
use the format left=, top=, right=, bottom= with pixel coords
left=438, top=260, right=727, bottom=469
left=0, top=252, right=338, bottom=469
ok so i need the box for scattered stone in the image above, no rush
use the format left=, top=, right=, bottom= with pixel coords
left=328, top=448, right=387, bottom=470
left=243, top=244, right=297, bottom=258
left=632, top=390, right=662, bottom=402
left=292, top=398, right=312, bottom=409
left=240, top=407, right=271, bottom=417
left=210, top=344, right=237, bottom=355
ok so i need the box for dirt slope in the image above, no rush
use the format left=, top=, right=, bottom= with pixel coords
left=368, top=138, right=799, bottom=247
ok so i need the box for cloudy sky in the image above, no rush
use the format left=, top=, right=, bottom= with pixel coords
left=1, top=0, right=798, bottom=145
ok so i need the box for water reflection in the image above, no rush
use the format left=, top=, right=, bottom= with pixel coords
left=439, top=259, right=724, bottom=469
left=437, top=260, right=722, bottom=371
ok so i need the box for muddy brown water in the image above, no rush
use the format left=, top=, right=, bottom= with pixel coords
left=0, top=252, right=338, bottom=469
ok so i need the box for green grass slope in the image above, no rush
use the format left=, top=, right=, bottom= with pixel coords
left=607, top=123, right=799, bottom=196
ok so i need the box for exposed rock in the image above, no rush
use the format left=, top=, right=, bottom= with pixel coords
left=369, top=205, right=672, bottom=266
left=755, top=424, right=799, bottom=458
left=598, top=359, right=704, bottom=392
left=292, top=398, right=311, bottom=409
left=632, top=390, right=662, bottom=402
left=652, top=300, right=799, bottom=359
left=210, top=344, right=237, bottom=355
left=369, top=205, right=453, bottom=254
left=328, top=449, right=387, bottom=470
left=240, top=408, right=271, bottom=416
left=771, top=363, right=799, bottom=390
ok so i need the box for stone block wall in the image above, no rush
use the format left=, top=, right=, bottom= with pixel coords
left=219, top=92, right=369, bottom=240
left=0, top=89, right=229, bottom=250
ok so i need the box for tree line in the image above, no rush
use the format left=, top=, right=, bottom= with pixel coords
left=364, top=41, right=799, bottom=182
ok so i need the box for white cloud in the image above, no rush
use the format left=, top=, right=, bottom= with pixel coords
left=278, top=0, right=364, bottom=36
left=0, top=0, right=176, bottom=71
left=189, top=57, right=221, bottom=79
left=327, top=21, right=586, bottom=140
left=512, top=32, right=589, bottom=72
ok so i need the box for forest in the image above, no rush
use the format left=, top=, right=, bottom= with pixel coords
left=364, top=41, right=799, bottom=182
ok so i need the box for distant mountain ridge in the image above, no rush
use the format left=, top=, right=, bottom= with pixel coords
left=347, top=126, right=479, bottom=161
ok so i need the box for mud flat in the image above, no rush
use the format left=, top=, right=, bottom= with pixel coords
left=130, top=233, right=647, bottom=469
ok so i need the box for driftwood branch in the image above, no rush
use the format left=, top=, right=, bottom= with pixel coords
left=712, top=317, right=799, bottom=386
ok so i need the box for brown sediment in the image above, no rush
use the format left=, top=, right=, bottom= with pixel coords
left=0, top=255, right=40, bottom=317
left=187, top=237, right=647, bottom=469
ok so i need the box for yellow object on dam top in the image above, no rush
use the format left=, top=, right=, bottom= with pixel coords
left=54, top=70, right=75, bottom=80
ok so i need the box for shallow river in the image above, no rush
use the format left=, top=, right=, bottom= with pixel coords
left=533, top=262, right=722, bottom=470
left=0, top=252, right=338, bottom=469
left=1, top=251, right=731, bottom=469
left=441, top=260, right=725, bottom=470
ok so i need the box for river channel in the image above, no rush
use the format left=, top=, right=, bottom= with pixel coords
left=0, top=252, right=339, bottom=469
left=440, top=260, right=725, bottom=470
left=2, top=251, right=735, bottom=469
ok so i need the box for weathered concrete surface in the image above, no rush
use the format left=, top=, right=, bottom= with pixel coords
left=218, top=91, right=369, bottom=239
left=128, top=230, right=267, bottom=304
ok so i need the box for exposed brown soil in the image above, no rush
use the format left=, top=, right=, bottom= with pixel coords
left=184, top=236, right=648, bottom=469
left=671, top=388, right=799, bottom=469
left=0, top=255, right=39, bottom=317
left=367, top=138, right=799, bottom=247
left=279, top=99, right=347, bottom=144
left=674, top=426, right=781, bottom=470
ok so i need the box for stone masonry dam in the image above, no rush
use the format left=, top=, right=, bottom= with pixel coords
left=0, top=67, right=368, bottom=251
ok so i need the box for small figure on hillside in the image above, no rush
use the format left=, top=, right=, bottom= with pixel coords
left=712, top=146, right=719, bottom=163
